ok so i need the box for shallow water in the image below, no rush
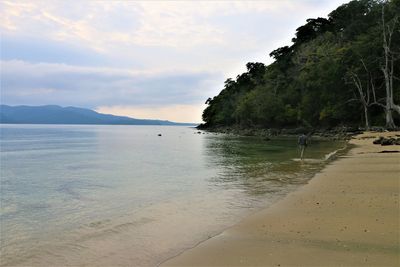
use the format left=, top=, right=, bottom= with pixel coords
left=0, top=125, right=345, bottom=266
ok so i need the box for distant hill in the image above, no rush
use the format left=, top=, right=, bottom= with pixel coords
left=0, top=105, right=198, bottom=126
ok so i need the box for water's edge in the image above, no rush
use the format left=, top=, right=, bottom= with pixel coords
left=158, top=141, right=352, bottom=266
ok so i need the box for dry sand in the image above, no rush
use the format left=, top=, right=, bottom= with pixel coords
left=162, top=131, right=400, bottom=267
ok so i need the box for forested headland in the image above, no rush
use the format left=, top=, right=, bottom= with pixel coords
left=200, top=0, right=399, bottom=132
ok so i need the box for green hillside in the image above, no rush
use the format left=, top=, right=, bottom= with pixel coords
left=201, top=0, right=399, bottom=130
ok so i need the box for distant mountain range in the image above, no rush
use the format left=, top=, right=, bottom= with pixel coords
left=0, top=105, right=198, bottom=126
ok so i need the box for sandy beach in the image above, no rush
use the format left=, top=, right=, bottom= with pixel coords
left=162, top=131, right=400, bottom=267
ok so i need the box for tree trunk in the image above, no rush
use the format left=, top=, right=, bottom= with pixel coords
left=380, top=5, right=400, bottom=129
left=386, top=106, right=395, bottom=129
left=364, top=105, right=370, bottom=130
left=349, top=71, right=371, bottom=130
left=382, top=66, right=396, bottom=128
left=391, top=102, right=400, bottom=114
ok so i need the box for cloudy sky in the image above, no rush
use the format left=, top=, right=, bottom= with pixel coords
left=1, top=0, right=348, bottom=123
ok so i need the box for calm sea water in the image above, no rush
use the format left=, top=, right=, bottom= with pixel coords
left=0, top=125, right=345, bottom=266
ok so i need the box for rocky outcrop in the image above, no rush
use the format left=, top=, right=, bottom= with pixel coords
left=373, top=136, right=400, bottom=146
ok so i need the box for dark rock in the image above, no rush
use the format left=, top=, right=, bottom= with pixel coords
left=381, top=138, right=395, bottom=146
left=158, top=134, right=162, bottom=136
left=373, top=136, right=384, bottom=144
left=374, top=136, right=400, bottom=146
left=370, top=127, right=386, bottom=132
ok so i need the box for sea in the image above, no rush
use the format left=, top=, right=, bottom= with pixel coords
left=0, top=124, right=346, bottom=266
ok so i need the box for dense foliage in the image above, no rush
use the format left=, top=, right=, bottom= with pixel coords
left=202, top=0, right=400, bottom=129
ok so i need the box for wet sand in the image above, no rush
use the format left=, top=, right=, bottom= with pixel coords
left=162, top=132, right=400, bottom=267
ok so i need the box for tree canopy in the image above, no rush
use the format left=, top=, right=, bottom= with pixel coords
left=201, top=0, right=400, bottom=130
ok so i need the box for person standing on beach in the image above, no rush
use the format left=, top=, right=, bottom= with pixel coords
left=298, top=133, right=308, bottom=160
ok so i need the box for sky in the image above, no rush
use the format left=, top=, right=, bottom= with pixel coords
left=0, top=0, right=349, bottom=123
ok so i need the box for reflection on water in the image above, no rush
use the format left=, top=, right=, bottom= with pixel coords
left=0, top=125, right=345, bottom=266
left=205, top=134, right=344, bottom=196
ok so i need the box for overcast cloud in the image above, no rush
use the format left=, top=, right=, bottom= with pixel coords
left=0, top=0, right=349, bottom=122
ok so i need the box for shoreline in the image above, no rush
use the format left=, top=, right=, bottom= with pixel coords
left=196, top=125, right=370, bottom=140
left=161, top=131, right=400, bottom=266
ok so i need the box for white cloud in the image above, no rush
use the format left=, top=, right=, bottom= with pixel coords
left=13, top=88, right=55, bottom=97
left=96, top=104, right=206, bottom=123
left=1, top=60, right=222, bottom=109
left=0, top=0, right=349, bottom=51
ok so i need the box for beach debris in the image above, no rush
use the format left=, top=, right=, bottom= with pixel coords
left=158, top=134, right=162, bottom=136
